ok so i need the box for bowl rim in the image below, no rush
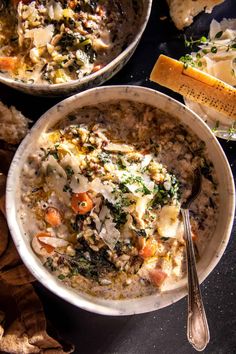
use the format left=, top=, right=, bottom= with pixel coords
left=0, top=0, right=153, bottom=92
left=6, top=85, right=235, bottom=315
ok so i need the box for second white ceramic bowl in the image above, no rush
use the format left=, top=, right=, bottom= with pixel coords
left=0, top=1, right=152, bottom=96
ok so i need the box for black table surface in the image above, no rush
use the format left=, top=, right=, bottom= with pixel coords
left=1, top=1, right=236, bottom=353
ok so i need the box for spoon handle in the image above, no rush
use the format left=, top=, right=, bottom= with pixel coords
left=181, top=208, right=210, bottom=352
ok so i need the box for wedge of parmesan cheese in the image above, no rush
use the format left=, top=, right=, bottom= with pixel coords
left=166, top=0, right=225, bottom=30
left=150, top=54, right=236, bottom=120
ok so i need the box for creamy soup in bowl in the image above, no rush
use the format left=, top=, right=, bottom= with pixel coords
left=0, top=1, right=152, bottom=96
left=6, top=86, right=235, bottom=315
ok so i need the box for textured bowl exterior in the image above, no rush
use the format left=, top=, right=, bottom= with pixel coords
left=0, top=1, right=152, bottom=96
left=6, top=86, right=235, bottom=315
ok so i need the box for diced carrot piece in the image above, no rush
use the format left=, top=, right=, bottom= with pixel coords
left=71, top=192, right=93, bottom=214
left=0, top=57, right=17, bottom=72
left=96, top=5, right=105, bottom=17
left=68, top=0, right=76, bottom=9
left=192, top=231, right=198, bottom=242
left=92, top=64, right=103, bottom=73
left=36, top=232, right=54, bottom=254
left=45, top=207, right=62, bottom=227
left=191, top=224, right=198, bottom=242
left=139, top=238, right=157, bottom=259
left=149, top=268, right=167, bottom=287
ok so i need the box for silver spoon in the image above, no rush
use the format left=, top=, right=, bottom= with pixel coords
left=181, top=168, right=210, bottom=351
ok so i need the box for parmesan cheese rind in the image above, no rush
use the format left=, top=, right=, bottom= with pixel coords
left=150, top=54, right=236, bottom=120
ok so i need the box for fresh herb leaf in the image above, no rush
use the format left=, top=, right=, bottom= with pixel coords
left=215, top=31, right=223, bottom=39
left=58, top=274, right=66, bottom=280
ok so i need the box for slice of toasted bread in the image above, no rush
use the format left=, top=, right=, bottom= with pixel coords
left=0, top=102, right=30, bottom=145
left=166, top=0, right=225, bottom=30
left=150, top=54, right=236, bottom=120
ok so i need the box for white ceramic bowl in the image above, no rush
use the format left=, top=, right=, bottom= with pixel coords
left=0, top=1, right=152, bottom=97
left=6, top=86, right=235, bottom=315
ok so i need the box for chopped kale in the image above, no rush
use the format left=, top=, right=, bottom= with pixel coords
left=85, top=44, right=97, bottom=63
left=135, top=229, right=147, bottom=238
left=106, top=201, right=127, bottom=228
left=44, top=257, right=55, bottom=272
left=65, top=166, right=74, bottom=177
left=70, top=214, right=87, bottom=232
left=63, top=184, right=72, bottom=193
left=58, top=274, right=66, bottom=280
left=86, top=144, right=96, bottom=152
left=65, top=239, right=115, bottom=281
left=58, top=32, right=76, bottom=49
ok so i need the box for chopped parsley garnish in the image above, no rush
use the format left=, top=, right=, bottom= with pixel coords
left=98, top=152, right=111, bottom=164
left=65, top=166, right=74, bottom=177
left=44, top=257, right=55, bottom=272
left=106, top=201, right=127, bottom=229
left=152, top=176, right=179, bottom=208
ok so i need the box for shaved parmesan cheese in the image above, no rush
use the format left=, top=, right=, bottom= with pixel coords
left=25, top=25, right=54, bottom=48
left=38, top=237, right=69, bottom=248
left=47, top=0, right=63, bottom=21
left=70, top=174, right=89, bottom=193
left=210, top=59, right=236, bottom=87
left=98, top=208, right=120, bottom=250
left=93, top=37, right=110, bottom=51
left=136, top=195, right=152, bottom=221
left=42, top=156, right=71, bottom=204
left=209, top=19, right=222, bottom=39
left=43, top=155, right=67, bottom=179
left=32, top=237, right=49, bottom=256
left=141, top=154, right=152, bottom=169
left=29, top=47, right=40, bottom=63
left=91, top=211, right=101, bottom=233
left=99, top=205, right=109, bottom=222
left=90, top=178, right=116, bottom=204
left=121, top=214, right=134, bottom=239
left=184, top=18, right=236, bottom=132
left=142, top=174, right=155, bottom=191
left=104, top=143, right=134, bottom=153
left=157, top=205, right=180, bottom=238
